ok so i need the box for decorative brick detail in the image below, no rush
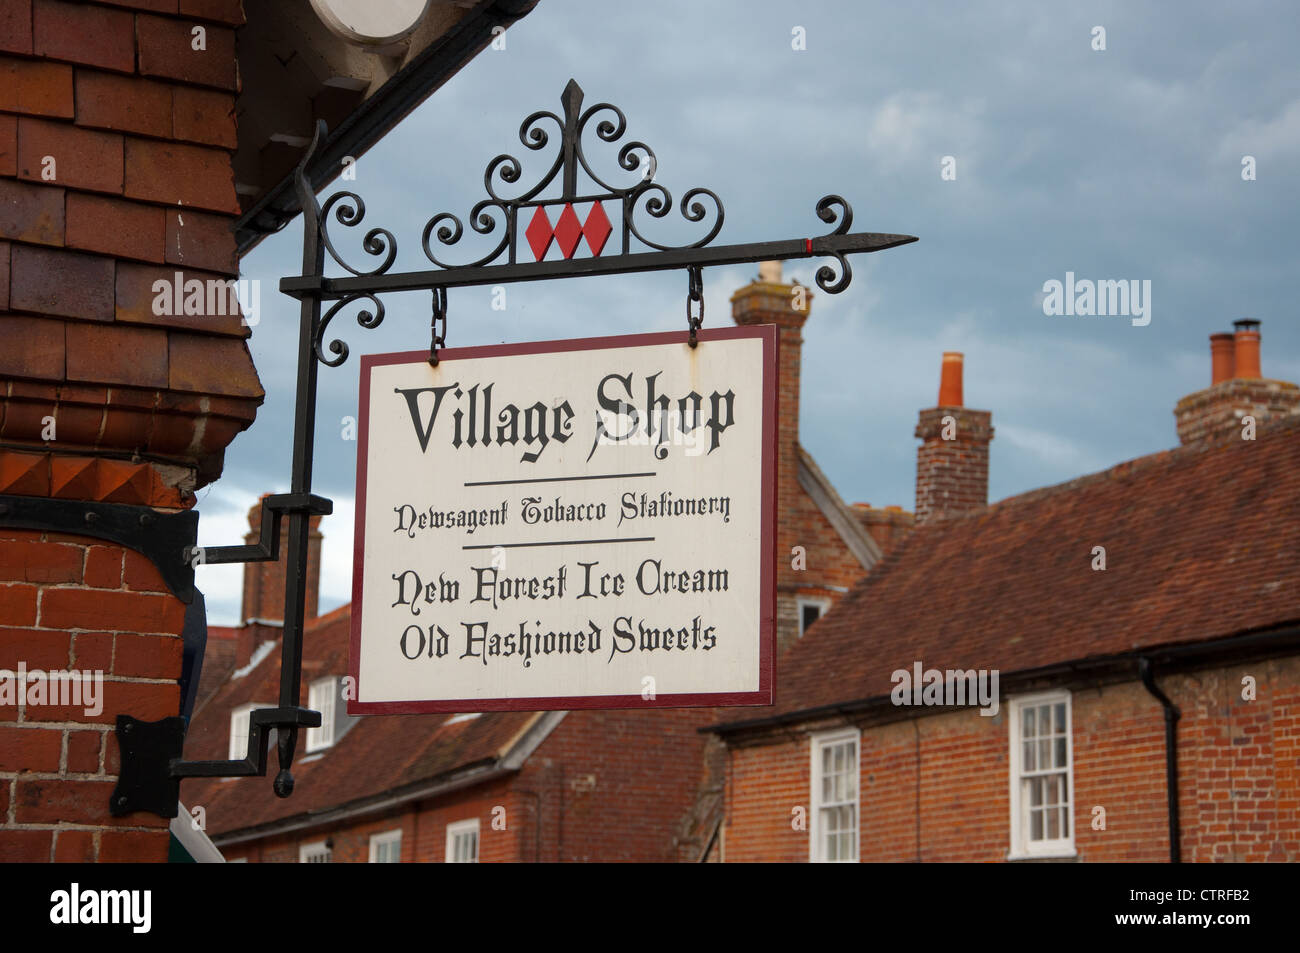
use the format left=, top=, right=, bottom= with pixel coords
left=0, top=448, right=49, bottom=495
left=0, top=450, right=191, bottom=507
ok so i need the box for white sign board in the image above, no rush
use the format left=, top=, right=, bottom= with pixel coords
left=349, top=327, right=776, bottom=712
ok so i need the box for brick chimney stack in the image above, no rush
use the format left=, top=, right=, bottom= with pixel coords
left=732, top=259, right=810, bottom=505
left=914, top=352, right=994, bottom=525
left=236, top=498, right=323, bottom=666
left=1174, top=320, right=1300, bottom=445
left=240, top=498, right=324, bottom=624
left=732, top=261, right=812, bottom=641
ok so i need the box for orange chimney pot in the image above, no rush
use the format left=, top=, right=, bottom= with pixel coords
left=1233, top=319, right=1261, bottom=380
left=1209, top=333, right=1236, bottom=385
left=938, top=352, right=964, bottom=407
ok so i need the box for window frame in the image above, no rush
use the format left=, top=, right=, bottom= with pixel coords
left=445, top=818, right=480, bottom=863
left=299, top=840, right=331, bottom=863
left=808, top=727, right=859, bottom=863
left=306, top=676, right=337, bottom=753
left=368, top=829, right=402, bottom=863
left=796, top=597, right=832, bottom=638
left=1007, top=690, right=1076, bottom=860
left=228, top=702, right=259, bottom=760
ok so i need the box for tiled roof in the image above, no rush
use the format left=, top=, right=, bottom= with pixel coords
left=185, top=605, right=539, bottom=835
left=730, top=416, right=1300, bottom=725
left=192, top=625, right=238, bottom=713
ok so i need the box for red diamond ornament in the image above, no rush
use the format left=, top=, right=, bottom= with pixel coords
left=553, top=203, right=583, bottom=259
left=583, top=201, right=612, bottom=256
left=525, top=206, right=554, bottom=261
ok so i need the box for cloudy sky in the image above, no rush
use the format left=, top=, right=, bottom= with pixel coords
left=196, top=0, right=1300, bottom=624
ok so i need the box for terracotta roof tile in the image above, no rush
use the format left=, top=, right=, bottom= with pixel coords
left=744, top=416, right=1300, bottom=723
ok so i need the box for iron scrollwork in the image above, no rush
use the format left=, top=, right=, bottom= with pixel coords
left=813, top=194, right=853, bottom=294
left=425, top=79, right=724, bottom=270
left=285, top=80, right=916, bottom=371
left=314, top=292, right=386, bottom=368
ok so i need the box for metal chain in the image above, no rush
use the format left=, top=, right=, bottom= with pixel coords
left=687, top=265, right=704, bottom=348
left=429, top=287, right=448, bottom=365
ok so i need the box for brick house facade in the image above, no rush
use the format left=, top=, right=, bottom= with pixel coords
left=709, top=324, right=1300, bottom=863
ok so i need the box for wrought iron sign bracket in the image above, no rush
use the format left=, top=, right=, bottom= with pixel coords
left=182, top=491, right=333, bottom=568
left=110, top=491, right=332, bottom=818
left=115, top=78, right=915, bottom=820
left=111, top=706, right=322, bottom=818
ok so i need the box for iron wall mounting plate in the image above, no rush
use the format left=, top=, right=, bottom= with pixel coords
left=110, top=716, right=185, bottom=819
left=0, top=494, right=198, bottom=603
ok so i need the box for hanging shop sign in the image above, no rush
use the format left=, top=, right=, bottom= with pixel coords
left=350, top=326, right=776, bottom=712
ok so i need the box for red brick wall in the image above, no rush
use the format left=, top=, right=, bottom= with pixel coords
left=0, top=527, right=183, bottom=862
left=721, top=657, right=1300, bottom=862
left=0, top=0, right=259, bottom=861
left=522, top=708, right=714, bottom=862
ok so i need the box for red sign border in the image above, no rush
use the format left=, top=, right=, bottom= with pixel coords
left=348, top=325, right=777, bottom=714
